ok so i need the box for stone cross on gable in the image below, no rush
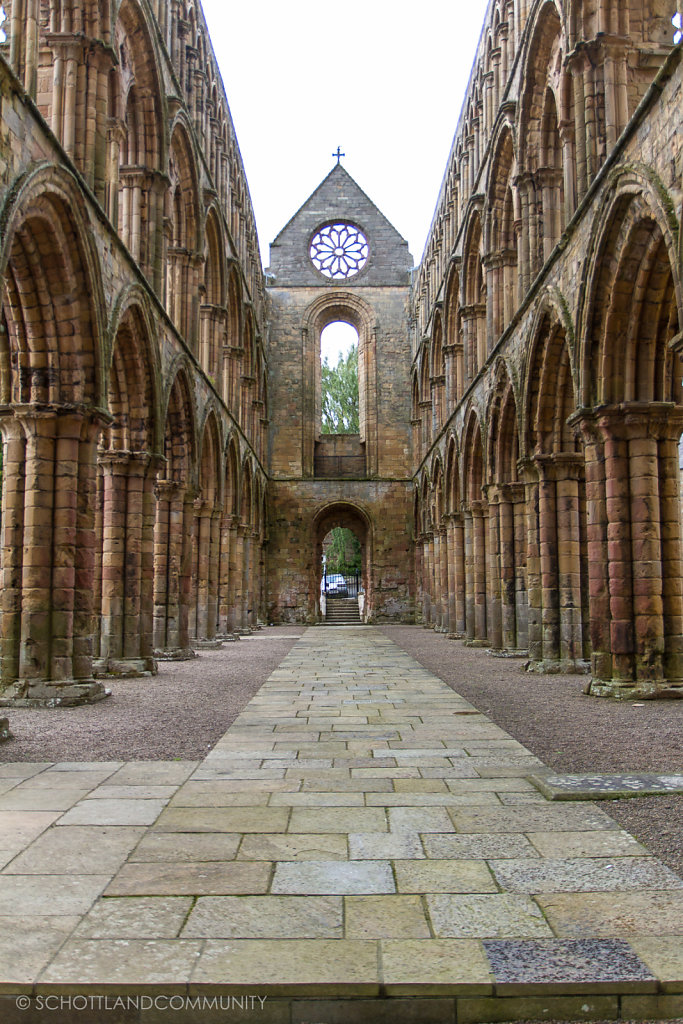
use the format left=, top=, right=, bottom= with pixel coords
left=333, top=146, right=345, bottom=164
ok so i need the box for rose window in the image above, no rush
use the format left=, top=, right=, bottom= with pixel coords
left=309, top=223, right=369, bottom=279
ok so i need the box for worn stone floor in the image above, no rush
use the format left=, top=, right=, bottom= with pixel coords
left=1, top=627, right=683, bottom=1023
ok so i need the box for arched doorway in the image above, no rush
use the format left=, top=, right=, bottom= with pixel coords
left=313, top=503, right=372, bottom=622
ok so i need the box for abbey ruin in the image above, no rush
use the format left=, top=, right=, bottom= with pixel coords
left=0, top=0, right=681, bottom=705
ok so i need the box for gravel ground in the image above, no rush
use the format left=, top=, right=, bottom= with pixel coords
left=381, top=626, right=683, bottom=877
left=0, top=627, right=303, bottom=763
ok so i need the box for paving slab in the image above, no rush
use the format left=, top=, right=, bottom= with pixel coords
left=530, top=771, right=683, bottom=800
left=0, top=916, right=81, bottom=985
left=72, top=896, right=192, bottom=938
left=344, top=895, right=431, bottom=938
left=482, top=937, right=656, bottom=994
left=191, top=939, right=380, bottom=995
left=489, top=855, right=683, bottom=893
left=130, top=832, right=241, bottom=862
left=394, top=859, right=498, bottom=894
left=182, top=895, right=343, bottom=938
left=426, top=893, right=554, bottom=938
left=2, top=825, right=146, bottom=874
left=104, top=860, right=272, bottom=895
left=271, top=859, right=395, bottom=895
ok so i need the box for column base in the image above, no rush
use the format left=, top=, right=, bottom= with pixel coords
left=0, top=718, right=12, bottom=741
left=447, top=633, right=466, bottom=641
left=464, top=639, right=489, bottom=648
left=0, top=678, right=111, bottom=708
left=525, top=658, right=590, bottom=675
left=154, top=647, right=197, bottom=661
left=585, top=677, right=683, bottom=699
left=93, top=657, right=158, bottom=678
left=192, top=639, right=224, bottom=650
left=234, top=628, right=253, bottom=636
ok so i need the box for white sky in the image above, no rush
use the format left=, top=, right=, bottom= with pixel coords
left=200, top=0, right=491, bottom=274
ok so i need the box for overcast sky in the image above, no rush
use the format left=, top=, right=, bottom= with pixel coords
left=200, top=0, right=491, bottom=272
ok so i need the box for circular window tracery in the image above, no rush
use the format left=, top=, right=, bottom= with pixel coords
left=309, top=223, right=369, bottom=279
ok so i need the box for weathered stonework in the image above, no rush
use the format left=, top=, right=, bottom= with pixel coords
left=0, top=0, right=268, bottom=705
left=0, top=0, right=681, bottom=700
left=411, top=1, right=683, bottom=699
left=265, top=166, right=415, bottom=623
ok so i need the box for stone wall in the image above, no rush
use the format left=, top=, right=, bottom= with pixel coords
left=0, top=0, right=268, bottom=705
left=411, top=0, right=683, bottom=698
left=265, top=165, right=415, bottom=623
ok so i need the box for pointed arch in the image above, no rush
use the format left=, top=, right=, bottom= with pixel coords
left=167, top=118, right=202, bottom=348
left=1, top=168, right=105, bottom=407
left=486, top=125, right=519, bottom=340
left=462, top=209, right=486, bottom=382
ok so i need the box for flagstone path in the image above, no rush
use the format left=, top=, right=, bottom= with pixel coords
left=1, top=627, right=682, bottom=1023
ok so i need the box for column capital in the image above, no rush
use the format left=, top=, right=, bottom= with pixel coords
left=570, top=402, right=683, bottom=444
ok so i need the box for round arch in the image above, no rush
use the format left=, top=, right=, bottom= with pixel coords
left=302, top=292, right=379, bottom=477
left=313, top=501, right=373, bottom=623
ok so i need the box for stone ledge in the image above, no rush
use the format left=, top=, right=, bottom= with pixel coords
left=529, top=772, right=683, bottom=801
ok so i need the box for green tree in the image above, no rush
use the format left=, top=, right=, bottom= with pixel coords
left=321, top=345, right=359, bottom=434
left=325, top=527, right=362, bottom=575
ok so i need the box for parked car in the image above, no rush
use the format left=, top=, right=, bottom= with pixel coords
left=325, top=574, right=348, bottom=597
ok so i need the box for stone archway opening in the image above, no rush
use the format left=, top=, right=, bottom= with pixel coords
left=313, top=503, right=372, bottom=622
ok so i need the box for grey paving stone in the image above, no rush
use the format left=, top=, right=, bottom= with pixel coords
left=483, top=938, right=656, bottom=986
left=57, top=798, right=168, bottom=826
left=73, top=896, right=193, bottom=938
left=272, top=860, right=395, bottom=895
left=530, top=772, right=683, bottom=800
left=426, top=894, right=553, bottom=938
left=182, top=895, right=343, bottom=938
left=449, top=805, right=619, bottom=833
left=489, top=856, right=683, bottom=893
left=422, top=833, right=539, bottom=860
left=349, top=832, right=425, bottom=860
left=3, top=825, right=146, bottom=874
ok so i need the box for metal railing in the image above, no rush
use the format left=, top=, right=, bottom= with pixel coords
left=322, top=572, right=361, bottom=599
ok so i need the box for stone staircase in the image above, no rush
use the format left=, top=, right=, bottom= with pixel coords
left=325, top=596, right=362, bottom=624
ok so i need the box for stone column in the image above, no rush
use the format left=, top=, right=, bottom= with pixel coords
left=193, top=498, right=213, bottom=639
left=422, top=533, right=432, bottom=625
left=217, top=512, right=233, bottom=636
left=498, top=484, right=517, bottom=652
left=485, top=487, right=503, bottom=651
left=98, top=451, right=156, bottom=676
left=432, top=527, right=442, bottom=629
left=519, top=458, right=541, bottom=665
left=554, top=454, right=586, bottom=666
left=439, top=525, right=449, bottom=633
left=0, top=408, right=107, bottom=706
left=659, top=427, right=683, bottom=682
left=536, top=456, right=560, bottom=665
left=453, top=512, right=466, bottom=637
left=512, top=482, right=529, bottom=652
left=207, top=508, right=222, bottom=637
left=178, top=489, right=195, bottom=651
left=240, top=524, right=252, bottom=630
left=414, top=535, right=423, bottom=623
left=0, top=415, right=27, bottom=689
left=463, top=510, right=475, bottom=640
left=574, top=404, right=683, bottom=697
left=153, top=478, right=193, bottom=656
left=470, top=501, right=488, bottom=645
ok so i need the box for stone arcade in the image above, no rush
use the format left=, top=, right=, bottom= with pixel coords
left=0, top=0, right=681, bottom=704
